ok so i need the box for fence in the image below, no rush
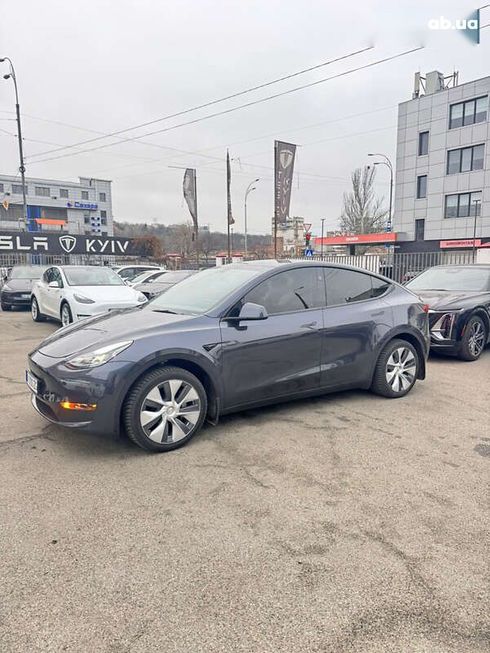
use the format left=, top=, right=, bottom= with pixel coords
left=294, top=250, right=476, bottom=283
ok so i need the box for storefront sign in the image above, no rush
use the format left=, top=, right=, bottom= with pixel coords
left=0, top=231, right=139, bottom=256
left=67, top=202, right=98, bottom=210
left=440, top=239, right=482, bottom=249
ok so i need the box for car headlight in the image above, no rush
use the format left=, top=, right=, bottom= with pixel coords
left=137, top=292, right=147, bottom=303
left=73, top=293, right=95, bottom=304
left=65, top=340, right=133, bottom=369
left=2, top=284, right=12, bottom=292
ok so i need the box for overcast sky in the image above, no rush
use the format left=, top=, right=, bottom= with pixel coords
left=1, top=0, right=489, bottom=236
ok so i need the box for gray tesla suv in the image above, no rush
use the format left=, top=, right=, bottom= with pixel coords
left=27, top=261, right=429, bottom=452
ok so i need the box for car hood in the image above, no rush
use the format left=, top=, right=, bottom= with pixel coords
left=2, top=278, right=37, bottom=292
left=69, top=285, right=141, bottom=301
left=35, top=307, right=201, bottom=358
left=413, top=289, right=490, bottom=310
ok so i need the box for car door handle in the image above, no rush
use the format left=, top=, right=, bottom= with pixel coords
left=370, top=310, right=385, bottom=317
left=301, top=321, right=318, bottom=330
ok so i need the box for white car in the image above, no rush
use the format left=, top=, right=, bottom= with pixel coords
left=127, top=268, right=167, bottom=286
left=31, top=265, right=147, bottom=326
left=114, top=264, right=163, bottom=283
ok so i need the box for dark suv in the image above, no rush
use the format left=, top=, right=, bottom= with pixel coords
left=27, top=261, right=429, bottom=452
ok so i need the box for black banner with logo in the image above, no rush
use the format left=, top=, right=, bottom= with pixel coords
left=0, top=231, right=140, bottom=256
left=274, top=140, right=296, bottom=224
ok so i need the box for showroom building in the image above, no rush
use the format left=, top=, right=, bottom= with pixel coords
left=0, top=174, right=114, bottom=236
left=393, top=71, right=490, bottom=251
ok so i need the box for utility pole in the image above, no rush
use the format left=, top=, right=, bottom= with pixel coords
left=1, top=57, right=27, bottom=230
left=368, top=152, right=394, bottom=230
left=472, top=198, right=481, bottom=263
left=244, top=178, right=259, bottom=257
left=320, top=218, right=325, bottom=258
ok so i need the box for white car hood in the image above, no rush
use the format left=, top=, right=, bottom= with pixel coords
left=72, top=285, right=140, bottom=302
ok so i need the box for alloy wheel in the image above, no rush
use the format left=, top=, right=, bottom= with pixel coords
left=31, top=300, right=38, bottom=320
left=140, top=379, right=201, bottom=444
left=385, top=346, right=416, bottom=393
left=468, top=320, right=485, bottom=357
left=61, top=305, right=71, bottom=326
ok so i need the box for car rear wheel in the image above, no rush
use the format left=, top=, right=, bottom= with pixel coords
left=371, top=339, right=419, bottom=398
left=458, top=316, right=487, bottom=361
left=60, top=302, right=73, bottom=327
left=31, top=297, right=44, bottom=322
left=123, top=366, right=207, bottom=452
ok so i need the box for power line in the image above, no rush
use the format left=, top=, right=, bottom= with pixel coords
left=27, top=46, right=423, bottom=167
left=26, top=46, right=373, bottom=160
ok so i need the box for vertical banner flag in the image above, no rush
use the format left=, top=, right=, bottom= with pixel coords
left=226, top=149, right=234, bottom=226
left=274, top=140, right=296, bottom=224
left=183, top=168, right=198, bottom=230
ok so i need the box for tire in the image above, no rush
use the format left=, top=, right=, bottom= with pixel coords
left=458, top=315, right=487, bottom=361
left=60, top=302, right=73, bottom=327
left=123, top=366, right=207, bottom=452
left=371, top=339, right=419, bottom=398
left=31, top=297, right=44, bottom=322
left=1, top=302, right=10, bottom=312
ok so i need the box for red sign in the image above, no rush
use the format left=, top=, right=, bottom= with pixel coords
left=314, top=232, right=397, bottom=246
left=440, top=239, right=481, bottom=249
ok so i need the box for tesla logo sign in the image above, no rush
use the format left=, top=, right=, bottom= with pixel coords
left=0, top=232, right=136, bottom=255
left=59, top=235, right=77, bottom=253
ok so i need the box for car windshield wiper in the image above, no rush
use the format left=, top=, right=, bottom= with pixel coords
left=152, top=308, right=179, bottom=314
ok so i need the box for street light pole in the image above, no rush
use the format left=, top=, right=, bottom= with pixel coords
left=472, top=198, right=481, bottom=263
left=368, top=153, right=394, bottom=229
left=320, top=218, right=325, bottom=258
left=244, top=178, right=259, bottom=257
left=1, top=57, right=27, bottom=231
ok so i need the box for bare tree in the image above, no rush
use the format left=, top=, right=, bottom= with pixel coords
left=339, top=166, right=388, bottom=234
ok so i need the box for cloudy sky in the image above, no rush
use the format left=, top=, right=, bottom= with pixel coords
left=1, top=0, right=488, bottom=236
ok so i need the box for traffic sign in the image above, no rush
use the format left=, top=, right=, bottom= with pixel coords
left=303, top=223, right=312, bottom=232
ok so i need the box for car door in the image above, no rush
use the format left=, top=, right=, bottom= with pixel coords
left=37, top=267, right=55, bottom=316
left=219, top=266, right=326, bottom=410
left=43, top=267, right=64, bottom=317
left=321, top=268, right=393, bottom=388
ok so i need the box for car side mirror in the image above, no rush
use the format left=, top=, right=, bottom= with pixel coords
left=48, top=281, right=60, bottom=289
left=227, top=302, right=268, bottom=322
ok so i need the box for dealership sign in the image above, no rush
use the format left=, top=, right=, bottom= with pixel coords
left=0, top=231, right=139, bottom=256
left=314, top=232, right=397, bottom=246
left=440, top=239, right=482, bottom=249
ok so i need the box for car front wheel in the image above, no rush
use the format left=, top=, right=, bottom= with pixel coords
left=458, top=316, right=487, bottom=361
left=31, top=297, right=44, bottom=322
left=371, top=339, right=419, bottom=398
left=60, top=302, right=73, bottom=327
left=123, top=366, right=208, bottom=452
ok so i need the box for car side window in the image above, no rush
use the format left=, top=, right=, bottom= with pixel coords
left=325, top=268, right=387, bottom=306
left=52, top=269, right=63, bottom=288
left=244, top=267, right=326, bottom=315
left=43, top=268, right=54, bottom=284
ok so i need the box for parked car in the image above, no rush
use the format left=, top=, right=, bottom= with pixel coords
left=27, top=261, right=429, bottom=452
left=31, top=265, right=147, bottom=326
left=115, top=265, right=163, bottom=283
left=1, top=265, right=46, bottom=311
left=406, top=264, right=490, bottom=361
left=134, top=270, right=197, bottom=299
left=127, top=268, right=167, bottom=286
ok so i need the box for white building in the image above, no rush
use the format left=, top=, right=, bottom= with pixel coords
left=0, top=174, right=114, bottom=236
left=271, top=216, right=305, bottom=254
left=394, top=71, right=490, bottom=251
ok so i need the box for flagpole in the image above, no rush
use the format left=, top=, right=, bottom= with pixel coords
left=226, top=149, right=232, bottom=263
left=194, top=173, right=199, bottom=268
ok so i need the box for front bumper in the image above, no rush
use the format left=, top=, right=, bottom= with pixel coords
left=1, top=291, right=31, bottom=308
left=27, top=350, right=136, bottom=438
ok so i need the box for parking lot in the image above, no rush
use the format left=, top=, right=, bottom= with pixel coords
left=0, top=309, right=489, bottom=653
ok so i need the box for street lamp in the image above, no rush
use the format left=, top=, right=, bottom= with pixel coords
left=1, top=57, right=27, bottom=231
left=368, top=153, right=393, bottom=231
left=244, top=178, right=259, bottom=256
left=472, top=198, right=481, bottom=263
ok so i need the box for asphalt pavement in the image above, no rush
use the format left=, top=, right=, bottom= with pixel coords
left=0, top=309, right=489, bottom=653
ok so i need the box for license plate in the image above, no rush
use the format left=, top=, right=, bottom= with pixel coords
left=26, top=370, right=39, bottom=394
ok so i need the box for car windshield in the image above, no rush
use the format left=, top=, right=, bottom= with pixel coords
left=149, top=266, right=262, bottom=314
left=407, top=266, right=490, bottom=292
left=63, top=267, right=125, bottom=286
left=9, top=266, right=45, bottom=280
left=153, top=271, right=194, bottom=284
left=132, top=270, right=162, bottom=284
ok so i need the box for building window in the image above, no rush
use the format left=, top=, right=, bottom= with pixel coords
left=101, top=217, right=107, bottom=226
left=415, top=219, right=425, bottom=241
left=35, top=186, right=50, bottom=197
left=445, top=191, right=482, bottom=218
left=81, top=190, right=89, bottom=200
left=100, top=210, right=107, bottom=218
left=447, top=144, right=484, bottom=174
left=449, top=96, right=488, bottom=129
left=0, top=183, right=4, bottom=193
left=60, top=188, right=69, bottom=198
left=418, top=131, right=429, bottom=156
left=99, top=192, right=106, bottom=202
left=12, top=184, right=28, bottom=195
left=416, top=175, right=427, bottom=199
left=83, top=214, right=90, bottom=225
